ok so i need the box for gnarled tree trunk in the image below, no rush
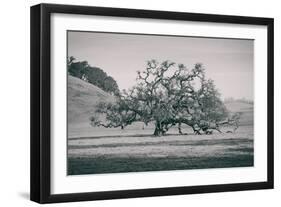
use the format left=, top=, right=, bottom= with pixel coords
left=153, top=121, right=165, bottom=136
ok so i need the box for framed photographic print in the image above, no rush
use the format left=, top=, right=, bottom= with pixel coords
left=30, top=3, right=274, bottom=203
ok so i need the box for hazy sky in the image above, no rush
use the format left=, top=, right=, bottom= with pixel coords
left=68, top=31, right=254, bottom=100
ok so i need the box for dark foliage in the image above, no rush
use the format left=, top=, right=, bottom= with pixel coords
left=67, top=56, right=119, bottom=95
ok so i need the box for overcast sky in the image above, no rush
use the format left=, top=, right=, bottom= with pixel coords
left=68, top=31, right=254, bottom=100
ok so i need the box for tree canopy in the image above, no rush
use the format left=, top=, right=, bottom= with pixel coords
left=91, top=60, right=239, bottom=136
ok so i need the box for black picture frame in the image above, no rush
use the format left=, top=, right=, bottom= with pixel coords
left=30, top=3, right=274, bottom=204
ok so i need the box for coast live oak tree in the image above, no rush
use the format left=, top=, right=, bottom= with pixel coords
left=91, top=60, right=240, bottom=136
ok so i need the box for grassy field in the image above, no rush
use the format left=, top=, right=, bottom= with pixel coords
left=68, top=125, right=253, bottom=175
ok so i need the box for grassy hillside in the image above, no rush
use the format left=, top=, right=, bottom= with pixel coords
left=68, top=75, right=114, bottom=136
left=224, top=101, right=254, bottom=126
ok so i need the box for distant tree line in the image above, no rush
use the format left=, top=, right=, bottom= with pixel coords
left=67, top=56, right=120, bottom=95
left=224, top=97, right=254, bottom=105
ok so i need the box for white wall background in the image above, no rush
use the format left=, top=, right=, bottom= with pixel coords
left=0, top=0, right=279, bottom=206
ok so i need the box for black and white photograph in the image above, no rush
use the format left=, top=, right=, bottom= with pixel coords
left=28, top=2, right=274, bottom=204
left=67, top=31, right=254, bottom=175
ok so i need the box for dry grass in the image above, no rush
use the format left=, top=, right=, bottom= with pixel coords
left=68, top=126, right=253, bottom=175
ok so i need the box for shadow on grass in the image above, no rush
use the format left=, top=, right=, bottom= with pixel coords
left=68, top=132, right=195, bottom=140
left=68, top=154, right=254, bottom=175
left=69, top=138, right=252, bottom=150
